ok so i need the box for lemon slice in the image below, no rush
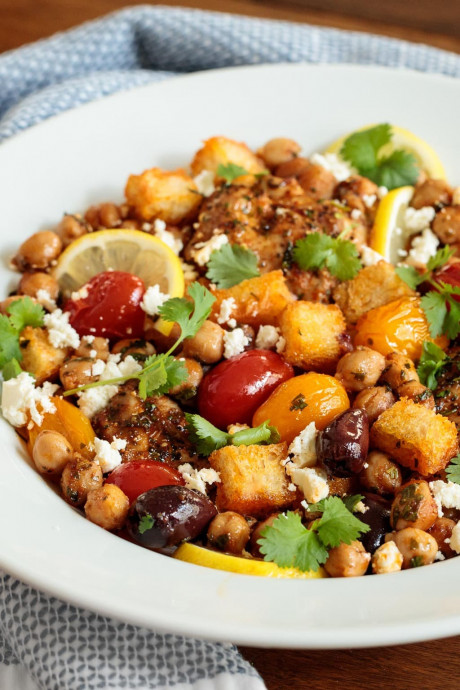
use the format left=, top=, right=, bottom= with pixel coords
left=174, top=543, right=326, bottom=578
left=325, top=124, right=446, bottom=179
left=370, top=185, right=414, bottom=264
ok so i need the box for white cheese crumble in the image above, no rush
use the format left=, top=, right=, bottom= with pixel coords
left=354, top=500, right=369, bottom=514
left=288, top=483, right=297, bottom=492
left=223, top=328, right=249, bottom=359
left=361, top=245, right=385, bottom=267
left=371, top=541, right=403, bottom=574
left=177, top=463, right=221, bottom=494
left=193, top=170, right=215, bottom=197
left=408, top=228, right=439, bottom=266
left=350, top=208, right=362, bottom=220
left=153, top=218, right=183, bottom=255
left=82, top=335, right=95, bottom=344
left=181, top=260, right=199, bottom=283
left=435, top=550, right=446, bottom=562
left=1, top=372, right=58, bottom=427
left=310, top=152, right=355, bottom=182
left=93, top=436, right=127, bottom=473
left=216, top=297, right=237, bottom=329
left=404, top=205, right=436, bottom=233
left=191, top=233, right=228, bottom=267
left=362, top=194, right=377, bottom=208
left=285, top=422, right=317, bottom=469
left=35, top=289, right=57, bottom=312
left=429, top=480, right=460, bottom=517
left=77, top=355, right=142, bottom=418
left=43, top=308, right=80, bottom=349
left=275, top=336, right=286, bottom=354
left=91, top=359, right=106, bottom=377
left=255, top=325, right=283, bottom=350
left=140, top=284, right=170, bottom=316
left=378, top=186, right=389, bottom=199
left=289, top=467, right=329, bottom=504
left=89, top=349, right=97, bottom=359
left=71, top=285, right=89, bottom=301
left=449, top=522, right=460, bottom=554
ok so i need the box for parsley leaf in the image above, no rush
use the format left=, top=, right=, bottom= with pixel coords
left=427, top=246, right=454, bottom=272
left=0, top=315, right=22, bottom=367
left=317, top=496, right=370, bottom=548
left=369, top=149, right=419, bottom=189
left=206, top=243, right=260, bottom=288
left=7, top=296, right=44, bottom=332
left=138, top=514, right=155, bottom=534
left=0, top=297, right=46, bottom=371
left=138, top=355, right=188, bottom=399
left=446, top=454, right=460, bottom=484
left=395, top=265, right=424, bottom=290
left=217, top=163, right=249, bottom=184
left=185, top=413, right=280, bottom=456
left=342, top=494, right=366, bottom=513
left=340, top=124, right=392, bottom=172
left=293, top=232, right=362, bottom=281
left=417, top=341, right=448, bottom=389
left=2, top=358, right=22, bottom=381
left=159, top=282, right=215, bottom=343
left=231, top=420, right=280, bottom=446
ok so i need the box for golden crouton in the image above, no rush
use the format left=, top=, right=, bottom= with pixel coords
left=210, top=270, right=295, bottom=327
left=208, top=443, right=293, bottom=518
left=370, top=397, right=458, bottom=477
left=279, top=301, right=346, bottom=373
left=19, top=326, right=69, bottom=385
left=125, top=167, right=201, bottom=223
left=333, top=262, right=414, bottom=324
left=191, top=136, right=265, bottom=180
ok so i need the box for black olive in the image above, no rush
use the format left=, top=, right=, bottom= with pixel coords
left=316, top=409, right=369, bottom=477
left=358, top=493, right=392, bottom=554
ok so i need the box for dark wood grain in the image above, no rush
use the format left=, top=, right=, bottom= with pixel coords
left=1, top=1, right=459, bottom=688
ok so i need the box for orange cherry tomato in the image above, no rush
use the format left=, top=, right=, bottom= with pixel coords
left=28, top=397, right=95, bottom=458
left=354, top=296, right=447, bottom=360
left=252, top=372, right=350, bottom=444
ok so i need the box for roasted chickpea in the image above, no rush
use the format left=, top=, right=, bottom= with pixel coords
left=84, top=203, right=123, bottom=230
left=324, top=541, right=370, bottom=577
left=111, top=338, right=155, bottom=360
left=335, top=175, right=379, bottom=201
left=274, top=156, right=311, bottom=179
left=169, top=358, right=203, bottom=399
left=353, top=386, right=395, bottom=424
left=18, top=272, right=59, bottom=302
left=59, top=358, right=97, bottom=391
left=391, top=527, right=438, bottom=568
left=397, top=380, right=434, bottom=409
left=390, top=480, right=438, bottom=531
left=61, top=455, right=103, bottom=506
left=250, top=514, right=280, bottom=558
left=411, top=179, right=452, bottom=209
left=182, top=320, right=224, bottom=363
left=428, top=517, right=456, bottom=557
left=258, top=138, right=302, bottom=169
left=0, top=295, right=38, bottom=315
left=452, top=187, right=460, bottom=206
left=298, top=164, right=336, bottom=200
left=14, top=231, right=62, bottom=271
left=32, top=430, right=73, bottom=475
left=57, top=214, right=89, bottom=247
left=359, top=450, right=402, bottom=495
left=380, top=352, right=419, bottom=390
left=335, top=347, right=386, bottom=392
left=432, top=206, right=460, bottom=244
left=85, top=484, right=130, bottom=530
left=74, top=336, right=110, bottom=361
left=207, top=511, right=250, bottom=554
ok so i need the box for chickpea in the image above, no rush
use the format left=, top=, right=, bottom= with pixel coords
left=432, top=206, right=460, bottom=244
left=298, top=164, right=336, bottom=201
left=428, top=517, right=456, bottom=557
left=57, top=214, right=89, bottom=247
left=397, top=380, right=434, bottom=409
left=324, top=541, right=370, bottom=577
left=61, top=455, right=103, bottom=506
left=169, top=358, right=203, bottom=398
left=353, top=386, right=395, bottom=424
left=59, top=358, right=97, bottom=391
left=75, top=336, right=110, bottom=361
left=390, top=480, right=438, bottom=531
left=33, top=430, right=73, bottom=475
left=18, top=272, right=59, bottom=302
left=14, top=231, right=62, bottom=271
left=84, top=484, right=130, bottom=530
left=207, top=511, right=250, bottom=554
left=99, top=203, right=122, bottom=228
left=335, top=347, right=386, bottom=392
left=258, top=138, right=302, bottom=169
left=111, top=338, right=155, bottom=360
left=380, top=352, right=419, bottom=390
left=335, top=175, right=379, bottom=201
left=359, top=450, right=402, bottom=495
left=411, top=179, right=452, bottom=209
left=120, top=219, right=141, bottom=229
left=274, top=157, right=311, bottom=179
left=0, top=295, right=38, bottom=315
left=452, top=187, right=460, bottom=206
left=391, top=527, right=438, bottom=568
left=182, top=320, right=224, bottom=363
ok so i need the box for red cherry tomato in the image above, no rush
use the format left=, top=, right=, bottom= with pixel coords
left=436, top=262, right=460, bottom=301
left=64, top=271, right=145, bottom=339
left=106, top=460, right=184, bottom=503
left=198, top=349, right=294, bottom=429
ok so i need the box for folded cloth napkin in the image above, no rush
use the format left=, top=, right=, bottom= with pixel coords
left=1, top=6, right=460, bottom=689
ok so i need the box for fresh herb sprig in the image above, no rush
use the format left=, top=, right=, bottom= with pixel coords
left=292, top=231, right=362, bottom=281
left=417, top=341, right=449, bottom=390
left=446, top=454, right=460, bottom=484
left=64, top=282, right=215, bottom=400
left=340, top=124, right=419, bottom=190
left=0, top=297, right=45, bottom=379
left=185, top=413, right=280, bottom=456
left=216, top=163, right=268, bottom=184
left=206, top=243, right=260, bottom=288
left=258, top=496, right=370, bottom=572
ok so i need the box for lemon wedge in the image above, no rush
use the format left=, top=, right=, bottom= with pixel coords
left=370, top=185, right=414, bottom=265
left=325, top=124, right=446, bottom=180
left=174, top=543, right=326, bottom=578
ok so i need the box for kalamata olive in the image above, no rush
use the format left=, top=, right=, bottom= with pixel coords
left=316, top=409, right=369, bottom=477
left=128, top=485, right=217, bottom=549
left=358, top=493, right=391, bottom=554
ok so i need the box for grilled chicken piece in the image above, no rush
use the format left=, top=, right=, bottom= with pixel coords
left=91, top=384, right=198, bottom=467
left=434, top=346, right=460, bottom=426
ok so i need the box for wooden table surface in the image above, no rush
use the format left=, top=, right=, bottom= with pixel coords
left=1, top=1, right=460, bottom=688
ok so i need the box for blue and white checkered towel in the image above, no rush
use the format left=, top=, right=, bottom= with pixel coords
left=0, top=6, right=459, bottom=689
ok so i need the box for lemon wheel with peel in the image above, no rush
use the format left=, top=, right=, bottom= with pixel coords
left=174, top=543, right=327, bottom=578
left=370, top=185, right=414, bottom=265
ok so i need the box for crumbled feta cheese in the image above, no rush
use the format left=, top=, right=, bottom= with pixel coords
left=275, top=336, right=286, bottom=354
left=288, top=483, right=297, bottom=492
left=1, top=372, right=58, bottom=427
left=397, top=248, right=408, bottom=258
left=83, top=335, right=95, bottom=344
left=223, top=328, right=249, bottom=359
left=77, top=355, right=142, bottom=418
left=181, top=260, right=199, bottom=282
left=71, top=285, right=89, bottom=301
left=288, top=467, right=329, bottom=504
left=404, top=206, right=436, bottom=233
left=216, top=297, right=237, bottom=328
left=191, top=233, right=228, bottom=266
left=354, top=500, right=369, bottom=514
left=44, top=308, right=80, bottom=349
left=408, top=228, right=439, bottom=266
left=91, top=359, right=106, bottom=377
left=362, top=194, right=377, bottom=208
left=35, top=289, right=57, bottom=311
left=177, top=463, right=221, bottom=494
left=351, top=208, right=362, bottom=220
left=153, top=218, right=183, bottom=255
left=361, top=245, right=385, bottom=267
left=78, top=386, right=118, bottom=419
left=429, top=480, right=460, bottom=517
left=435, top=550, right=446, bottom=561
left=449, top=522, right=460, bottom=553
left=276, top=207, right=289, bottom=217
left=93, top=436, right=127, bottom=473
left=371, top=541, right=403, bottom=574
left=310, top=152, right=355, bottom=182
left=286, top=422, right=317, bottom=469
left=194, top=170, right=215, bottom=197
left=89, top=349, right=97, bottom=359
left=378, top=186, right=388, bottom=199
left=255, top=325, right=282, bottom=350
left=117, top=355, right=143, bottom=378
left=140, top=284, right=170, bottom=316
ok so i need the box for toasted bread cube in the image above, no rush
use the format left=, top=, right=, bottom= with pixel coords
left=370, top=397, right=458, bottom=477
left=210, top=270, right=294, bottom=327
left=333, top=262, right=414, bottom=324
left=279, top=301, right=346, bottom=373
left=208, top=443, right=293, bottom=518
left=191, top=136, right=265, bottom=179
left=125, top=167, right=201, bottom=223
left=19, top=326, right=68, bottom=385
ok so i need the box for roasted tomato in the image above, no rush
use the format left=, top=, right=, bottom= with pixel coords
left=197, top=349, right=294, bottom=429
left=435, top=262, right=460, bottom=297
left=106, top=460, right=184, bottom=504
left=64, top=270, right=145, bottom=339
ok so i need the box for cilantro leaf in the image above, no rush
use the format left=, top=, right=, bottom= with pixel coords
left=138, top=514, right=155, bottom=534
left=367, top=149, right=418, bottom=189
left=258, top=512, right=318, bottom=570
left=217, top=163, right=249, bottom=184
left=325, top=237, right=362, bottom=281
left=342, top=494, right=366, bottom=513
left=206, top=243, right=260, bottom=288
left=7, top=296, right=44, bottom=332
left=159, top=282, right=215, bottom=342
left=420, top=291, right=449, bottom=338
left=231, top=420, right=280, bottom=447
left=417, top=341, right=448, bottom=390
left=446, top=454, right=460, bottom=484
left=427, top=246, right=454, bottom=272
left=293, top=232, right=362, bottom=281
left=185, top=413, right=230, bottom=456
left=138, top=357, right=167, bottom=399
left=340, top=124, right=391, bottom=172
left=295, top=529, right=329, bottom=572
left=0, top=315, right=22, bottom=367
left=2, top=358, right=22, bottom=381
left=395, top=265, right=424, bottom=290
left=316, top=496, right=370, bottom=548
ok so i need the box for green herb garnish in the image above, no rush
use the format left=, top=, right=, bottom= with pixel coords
left=138, top=514, right=155, bottom=534
left=446, top=454, right=460, bottom=485
left=292, top=232, right=362, bottom=281
left=217, top=163, right=250, bottom=184
left=0, top=297, right=45, bottom=374
left=185, top=413, right=280, bottom=456
left=206, top=243, right=260, bottom=288
left=417, top=341, right=448, bottom=390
